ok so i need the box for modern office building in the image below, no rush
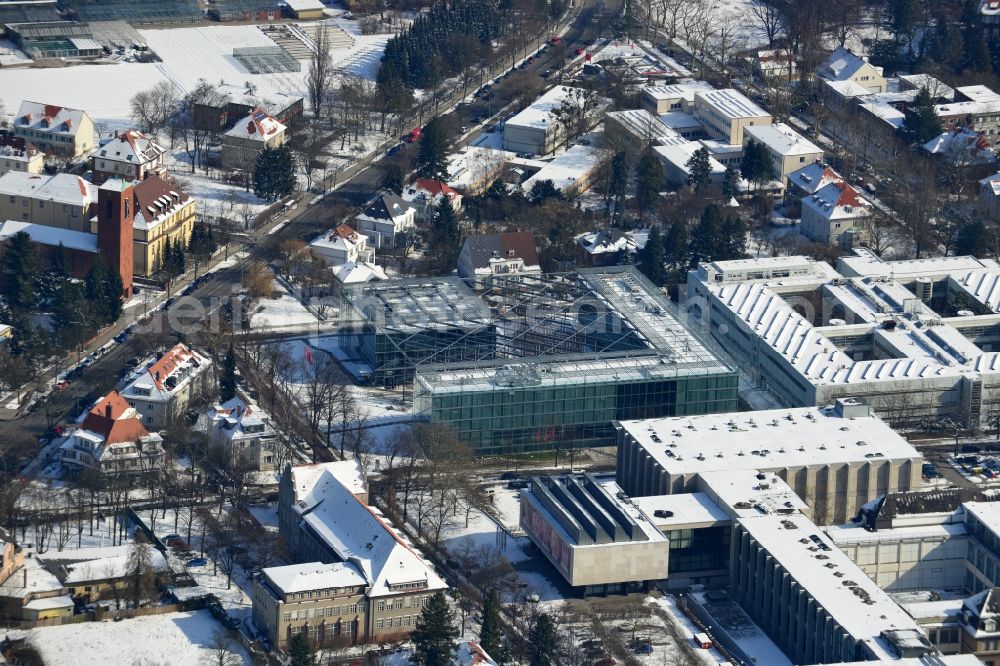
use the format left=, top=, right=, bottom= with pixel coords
left=692, top=88, right=772, bottom=145
left=616, top=398, right=923, bottom=525
left=502, top=85, right=606, bottom=155
left=519, top=473, right=668, bottom=594
left=406, top=268, right=737, bottom=455
left=687, top=252, right=1000, bottom=428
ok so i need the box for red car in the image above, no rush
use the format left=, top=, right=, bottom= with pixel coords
left=575, top=47, right=585, bottom=56
left=55, top=380, right=71, bottom=391
left=527, top=55, right=536, bottom=64
left=550, top=36, right=561, bottom=45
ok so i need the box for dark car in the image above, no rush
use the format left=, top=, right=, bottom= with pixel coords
left=187, top=557, right=208, bottom=567
left=506, top=480, right=529, bottom=490
left=500, top=472, right=519, bottom=480
left=386, top=143, right=404, bottom=156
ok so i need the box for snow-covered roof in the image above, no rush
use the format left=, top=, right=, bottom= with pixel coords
left=631, top=492, right=731, bottom=530
left=898, top=74, right=955, bottom=100
left=982, top=0, right=1000, bottom=16
left=818, top=47, right=875, bottom=82
left=964, top=501, right=1000, bottom=538
left=262, top=561, right=367, bottom=594
left=0, top=171, right=94, bottom=207
left=743, top=122, right=822, bottom=157
left=922, top=128, right=997, bottom=165
left=801, top=181, right=869, bottom=222
left=642, top=80, right=714, bottom=103
left=694, top=88, right=769, bottom=121
left=121, top=343, right=210, bottom=404
left=786, top=162, right=844, bottom=195
left=0, top=220, right=97, bottom=253
left=14, top=101, right=90, bottom=137
left=576, top=228, right=634, bottom=256
left=292, top=465, right=446, bottom=597
left=824, top=79, right=873, bottom=99
left=982, top=171, right=1000, bottom=197
left=454, top=642, right=499, bottom=666
left=956, top=84, right=1000, bottom=103
left=40, top=544, right=167, bottom=585
left=95, top=129, right=166, bottom=166
left=289, top=460, right=366, bottom=502
left=619, top=404, right=920, bottom=478
left=935, top=98, right=1000, bottom=118
left=285, top=0, right=325, bottom=10
left=0, top=557, right=63, bottom=599
left=23, top=595, right=73, bottom=611
left=505, top=85, right=587, bottom=132
left=605, top=109, right=677, bottom=142
left=333, top=261, right=388, bottom=285
left=836, top=249, right=1000, bottom=280
left=206, top=396, right=271, bottom=441
left=224, top=107, right=286, bottom=141
left=311, top=224, right=367, bottom=254
left=656, top=110, right=703, bottom=131
left=859, top=101, right=907, bottom=129
left=521, top=144, right=613, bottom=193
left=652, top=139, right=725, bottom=176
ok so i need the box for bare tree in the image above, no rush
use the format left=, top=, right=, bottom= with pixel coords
left=748, top=0, right=784, bottom=47
left=306, top=23, right=334, bottom=119
left=131, top=81, right=180, bottom=135
left=126, top=532, right=158, bottom=606
left=201, top=629, right=242, bottom=666
left=549, top=88, right=601, bottom=150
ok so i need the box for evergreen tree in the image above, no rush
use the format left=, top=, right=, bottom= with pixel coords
left=663, top=219, right=690, bottom=281
left=888, top=0, right=920, bottom=47
left=428, top=197, right=461, bottom=274
left=721, top=213, right=748, bottom=259
left=220, top=346, right=237, bottom=402
left=52, top=281, right=91, bottom=350
left=288, top=634, right=315, bottom=666
left=418, top=117, right=450, bottom=180
left=606, top=151, right=629, bottom=224
left=686, top=147, right=713, bottom=192
left=635, top=152, right=664, bottom=213
left=722, top=164, right=739, bottom=199
left=529, top=613, right=556, bottom=666
left=188, top=220, right=218, bottom=266
left=956, top=220, right=991, bottom=256
left=740, top=140, right=772, bottom=192
left=903, top=86, right=943, bottom=145
left=86, top=260, right=112, bottom=326
left=253, top=146, right=296, bottom=202
left=638, top=225, right=667, bottom=286
left=37, top=243, right=70, bottom=305
left=479, top=590, right=502, bottom=657
left=410, top=591, right=458, bottom=666
left=529, top=179, right=564, bottom=204
left=690, top=204, right=724, bottom=264
left=1, top=231, right=37, bottom=311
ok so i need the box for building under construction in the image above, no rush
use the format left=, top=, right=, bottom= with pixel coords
left=340, top=267, right=738, bottom=454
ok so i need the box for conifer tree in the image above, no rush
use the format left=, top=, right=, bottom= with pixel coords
left=529, top=614, right=556, bottom=666
left=410, top=591, right=458, bottom=666
left=638, top=225, right=667, bottom=286
left=479, top=590, right=502, bottom=657
left=220, top=347, right=237, bottom=402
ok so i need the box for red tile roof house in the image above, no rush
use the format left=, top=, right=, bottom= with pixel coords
left=90, top=129, right=168, bottom=184
left=59, top=391, right=165, bottom=480
left=800, top=181, right=869, bottom=247
left=402, top=178, right=463, bottom=222
left=119, top=343, right=211, bottom=429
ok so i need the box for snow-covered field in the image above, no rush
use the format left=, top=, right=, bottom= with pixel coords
left=28, top=609, right=252, bottom=666
left=249, top=292, right=322, bottom=330
left=0, top=19, right=389, bottom=129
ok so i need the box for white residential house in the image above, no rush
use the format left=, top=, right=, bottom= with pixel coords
left=332, top=261, right=388, bottom=295
left=743, top=123, right=824, bottom=186
left=11, top=101, right=95, bottom=157
left=981, top=171, right=1000, bottom=219
left=817, top=47, right=886, bottom=94
left=221, top=108, right=287, bottom=171
left=354, top=193, right=416, bottom=250
left=310, top=224, right=375, bottom=267
left=457, top=231, right=540, bottom=281
left=0, top=138, right=43, bottom=177
left=751, top=49, right=796, bottom=80
left=90, top=129, right=167, bottom=184
left=119, top=343, right=212, bottom=429
left=206, top=397, right=278, bottom=471
left=800, top=181, right=869, bottom=247
left=402, top=179, right=463, bottom=222
left=59, top=391, right=165, bottom=480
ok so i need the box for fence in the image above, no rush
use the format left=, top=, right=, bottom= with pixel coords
left=19, top=602, right=184, bottom=629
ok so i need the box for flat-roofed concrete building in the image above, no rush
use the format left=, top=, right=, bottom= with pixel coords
left=616, top=399, right=923, bottom=524
left=688, top=252, right=1000, bottom=428
left=693, top=88, right=772, bottom=145
left=743, top=122, right=824, bottom=186
left=519, top=473, right=668, bottom=595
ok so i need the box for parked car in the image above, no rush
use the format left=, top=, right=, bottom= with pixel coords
left=500, top=471, right=520, bottom=480
left=55, top=380, right=71, bottom=391
left=186, top=558, right=208, bottom=567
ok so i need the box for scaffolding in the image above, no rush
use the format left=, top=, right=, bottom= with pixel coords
left=233, top=45, right=301, bottom=73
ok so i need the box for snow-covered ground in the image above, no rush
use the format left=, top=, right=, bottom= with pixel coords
left=0, top=19, right=389, bottom=129
left=28, top=609, right=252, bottom=666
left=249, top=291, right=323, bottom=330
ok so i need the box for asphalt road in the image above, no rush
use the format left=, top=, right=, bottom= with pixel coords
left=0, top=0, right=622, bottom=474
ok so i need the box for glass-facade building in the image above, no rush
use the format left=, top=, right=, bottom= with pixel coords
left=413, top=354, right=738, bottom=456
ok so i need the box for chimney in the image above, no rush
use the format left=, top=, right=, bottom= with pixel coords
left=114, top=130, right=119, bottom=139
left=105, top=404, right=112, bottom=419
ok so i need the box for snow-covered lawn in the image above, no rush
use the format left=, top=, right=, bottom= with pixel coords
left=249, top=292, right=321, bottom=330
left=0, top=19, right=390, bottom=130
left=28, top=610, right=252, bottom=666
